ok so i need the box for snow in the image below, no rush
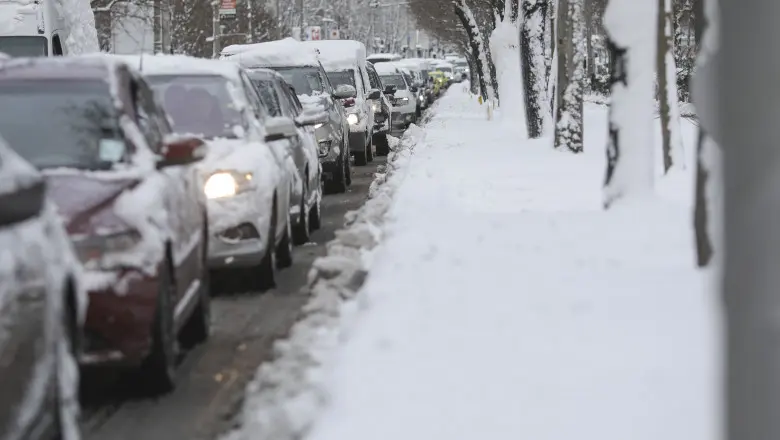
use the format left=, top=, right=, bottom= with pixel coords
left=221, top=38, right=320, bottom=69
left=489, top=15, right=526, bottom=132
left=301, top=40, right=367, bottom=72
left=602, top=0, right=658, bottom=205
left=229, top=86, right=720, bottom=440
left=52, top=0, right=100, bottom=54
left=107, top=54, right=246, bottom=84
left=372, top=62, right=401, bottom=75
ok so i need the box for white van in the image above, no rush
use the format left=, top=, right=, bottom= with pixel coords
left=0, top=0, right=69, bottom=56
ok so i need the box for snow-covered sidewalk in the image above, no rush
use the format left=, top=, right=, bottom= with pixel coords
left=301, top=88, right=720, bottom=440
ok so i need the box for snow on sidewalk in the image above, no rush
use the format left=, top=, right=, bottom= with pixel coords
left=303, top=88, right=721, bottom=440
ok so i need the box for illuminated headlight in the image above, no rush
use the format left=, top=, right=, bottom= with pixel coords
left=372, top=102, right=380, bottom=113
left=74, top=230, right=142, bottom=266
left=346, top=113, right=359, bottom=125
left=204, top=171, right=253, bottom=199
left=314, top=123, right=324, bottom=129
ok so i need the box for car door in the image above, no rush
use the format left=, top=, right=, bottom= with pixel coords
left=238, top=71, right=292, bottom=238
left=357, top=65, right=374, bottom=130
left=283, top=84, right=320, bottom=197
left=132, top=75, right=203, bottom=308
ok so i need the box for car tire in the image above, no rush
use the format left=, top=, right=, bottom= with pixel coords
left=309, top=191, right=322, bottom=231
left=345, top=145, right=352, bottom=186
left=140, top=253, right=177, bottom=395
left=257, top=208, right=277, bottom=290
left=180, top=227, right=211, bottom=348
left=293, top=184, right=310, bottom=245
left=366, top=134, right=374, bottom=163
left=375, top=133, right=390, bottom=156
left=325, top=147, right=348, bottom=194
left=276, top=211, right=293, bottom=268
left=53, top=293, right=80, bottom=440
left=354, top=135, right=368, bottom=166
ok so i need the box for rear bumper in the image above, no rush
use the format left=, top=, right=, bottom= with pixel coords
left=80, top=269, right=160, bottom=367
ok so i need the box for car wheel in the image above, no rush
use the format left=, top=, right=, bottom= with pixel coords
left=325, top=149, right=348, bottom=194
left=309, top=191, right=322, bottom=231
left=54, top=295, right=80, bottom=440
left=257, top=211, right=276, bottom=290
left=376, top=133, right=390, bottom=156
left=344, top=142, right=352, bottom=186
left=354, top=135, right=368, bottom=166
left=180, top=227, right=211, bottom=348
left=140, top=253, right=177, bottom=394
left=293, top=183, right=311, bottom=245
left=366, top=134, right=374, bottom=163
left=275, top=210, right=293, bottom=268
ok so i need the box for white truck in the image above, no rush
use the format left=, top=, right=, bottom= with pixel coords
left=0, top=0, right=99, bottom=56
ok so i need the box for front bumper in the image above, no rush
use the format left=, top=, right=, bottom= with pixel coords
left=391, top=108, right=416, bottom=128
left=80, top=268, right=160, bottom=367
left=207, top=193, right=270, bottom=269
left=373, top=112, right=390, bottom=133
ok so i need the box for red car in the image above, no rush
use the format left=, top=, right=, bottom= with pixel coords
left=0, top=56, right=211, bottom=393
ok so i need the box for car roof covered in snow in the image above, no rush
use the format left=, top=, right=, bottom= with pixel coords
left=244, top=67, right=285, bottom=81
left=433, top=60, right=454, bottom=68
left=373, top=62, right=402, bottom=75
left=221, top=38, right=321, bottom=69
left=367, top=53, right=401, bottom=61
left=0, top=52, right=8, bottom=61
left=105, top=54, right=245, bottom=81
left=0, top=55, right=126, bottom=81
left=300, top=40, right=367, bottom=71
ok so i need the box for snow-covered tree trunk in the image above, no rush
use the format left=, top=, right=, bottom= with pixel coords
left=454, top=0, right=496, bottom=104
left=554, top=0, right=585, bottom=152
left=602, top=0, right=658, bottom=208
left=656, top=0, right=684, bottom=173
left=520, top=0, right=552, bottom=138
left=691, top=0, right=718, bottom=267
left=490, top=0, right=526, bottom=128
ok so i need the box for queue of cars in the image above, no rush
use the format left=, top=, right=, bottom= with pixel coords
left=0, top=40, right=455, bottom=440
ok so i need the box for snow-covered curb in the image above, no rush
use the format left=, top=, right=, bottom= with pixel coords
left=221, top=124, right=426, bottom=440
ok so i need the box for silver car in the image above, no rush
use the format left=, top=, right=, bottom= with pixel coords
left=0, top=137, right=83, bottom=440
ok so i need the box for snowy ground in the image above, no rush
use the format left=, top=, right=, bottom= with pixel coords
left=231, top=86, right=721, bottom=440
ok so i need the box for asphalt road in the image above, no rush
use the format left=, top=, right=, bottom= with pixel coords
left=81, top=156, right=387, bottom=440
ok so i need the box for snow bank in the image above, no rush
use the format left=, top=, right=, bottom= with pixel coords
left=489, top=17, right=526, bottom=133
left=296, top=88, right=716, bottom=440
left=221, top=125, right=426, bottom=440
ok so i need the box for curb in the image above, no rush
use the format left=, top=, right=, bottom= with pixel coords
left=223, top=123, right=426, bottom=440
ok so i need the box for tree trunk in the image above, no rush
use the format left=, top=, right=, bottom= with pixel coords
left=602, top=0, right=658, bottom=207
left=584, top=0, right=594, bottom=85
left=692, top=0, right=713, bottom=267
left=454, top=2, right=490, bottom=100
left=657, top=0, right=673, bottom=172
left=520, top=0, right=550, bottom=138
left=554, top=0, right=585, bottom=152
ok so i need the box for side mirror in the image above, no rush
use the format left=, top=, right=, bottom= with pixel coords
left=295, top=110, right=329, bottom=127
left=366, top=89, right=381, bottom=100
left=384, top=84, right=397, bottom=95
left=157, top=136, right=207, bottom=169
left=332, top=84, right=357, bottom=99
left=264, top=116, right=298, bottom=142
left=0, top=178, right=45, bottom=226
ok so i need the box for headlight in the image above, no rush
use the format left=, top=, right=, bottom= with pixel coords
left=346, top=113, right=359, bottom=125
left=372, top=102, right=380, bottom=113
left=314, top=123, right=324, bottom=130
left=204, top=171, right=253, bottom=199
left=74, top=230, right=142, bottom=266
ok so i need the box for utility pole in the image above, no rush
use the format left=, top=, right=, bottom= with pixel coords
left=211, top=0, right=220, bottom=57
left=247, top=0, right=254, bottom=42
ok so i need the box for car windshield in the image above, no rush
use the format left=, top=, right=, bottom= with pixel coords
left=271, top=67, right=325, bottom=96
left=326, top=70, right=355, bottom=88
left=380, top=74, right=407, bottom=90
left=147, top=74, right=244, bottom=139
left=454, top=61, right=468, bottom=68
left=438, top=66, right=453, bottom=73
left=0, top=36, right=47, bottom=57
left=0, top=80, right=124, bottom=170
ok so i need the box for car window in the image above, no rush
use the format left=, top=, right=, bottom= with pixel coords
left=358, top=67, right=367, bottom=94
left=252, top=78, right=283, bottom=117
left=239, top=71, right=269, bottom=123
left=278, top=82, right=301, bottom=117
left=133, top=77, right=164, bottom=152
left=287, top=87, right=304, bottom=113
left=318, top=63, right=334, bottom=94
left=367, top=65, right=382, bottom=90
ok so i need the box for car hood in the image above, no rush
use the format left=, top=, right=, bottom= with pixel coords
left=45, top=174, right=138, bottom=234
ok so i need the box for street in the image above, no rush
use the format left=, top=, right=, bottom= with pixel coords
left=80, top=157, right=386, bottom=440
